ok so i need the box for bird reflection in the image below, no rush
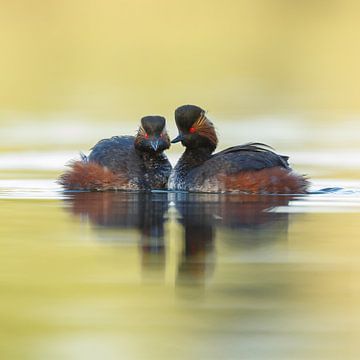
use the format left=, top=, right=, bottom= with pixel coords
left=64, top=191, right=169, bottom=278
left=173, top=193, right=294, bottom=285
left=64, top=191, right=296, bottom=286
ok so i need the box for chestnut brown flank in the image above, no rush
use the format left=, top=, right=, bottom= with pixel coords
left=59, top=161, right=127, bottom=191
left=219, top=167, right=308, bottom=194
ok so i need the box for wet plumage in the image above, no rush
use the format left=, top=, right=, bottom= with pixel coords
left=59, top=116, right=172, bottom=191
left=168, top=105, right=309, bottom=194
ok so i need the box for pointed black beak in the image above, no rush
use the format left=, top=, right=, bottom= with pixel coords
left=171, top=134, right=184, bottom=143
left=150, top=139, right=160, bottom=151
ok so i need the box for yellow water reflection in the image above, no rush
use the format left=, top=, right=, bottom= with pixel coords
left=1, top=192, right=360, bottom=359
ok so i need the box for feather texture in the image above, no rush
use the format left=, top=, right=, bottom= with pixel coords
left=218, top=166, right=309, bottom=194
left=59, top=161, right=128, bottom=191
left=192, top=113, right=218, bottom=147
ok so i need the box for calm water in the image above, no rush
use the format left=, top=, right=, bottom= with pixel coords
left=1, top=150, right=360, bottom=360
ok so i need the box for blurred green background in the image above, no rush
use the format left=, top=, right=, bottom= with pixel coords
left=1, top=0, right=359, bottom=121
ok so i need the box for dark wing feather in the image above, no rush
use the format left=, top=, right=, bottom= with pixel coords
left=88, top=136, right=135, bottom=173
left=214, top=142, right=290, bottom=168
left=188, top=142, right=291, bottom=184
left=217, top=142, right=275, bottom=153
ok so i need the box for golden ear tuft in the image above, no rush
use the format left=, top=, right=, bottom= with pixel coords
left=137, top=126, right=146, bottom=137
left=192, top=113, right=218, bottom=146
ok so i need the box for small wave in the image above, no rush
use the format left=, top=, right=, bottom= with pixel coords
left=310, top=187, right=344, bottom=194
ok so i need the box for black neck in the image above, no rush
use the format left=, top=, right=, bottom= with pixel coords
left=176, top=146, right=214, bottom=170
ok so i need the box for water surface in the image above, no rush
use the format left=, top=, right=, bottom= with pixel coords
left=1, top=161, right=360, bottom=359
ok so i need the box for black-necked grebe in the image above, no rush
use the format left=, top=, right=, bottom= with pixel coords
left=168, top=105, right=308, bottom=194
left=60, top=116, right=172, bottom=191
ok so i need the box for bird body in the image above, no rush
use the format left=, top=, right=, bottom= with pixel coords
left=60, top=116, right=172, bottom=191
left=169, top=105, right=308, bottom=194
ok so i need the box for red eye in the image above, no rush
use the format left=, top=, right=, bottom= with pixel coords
left=145, top=133, right=149, bottom=139
left=189, top=127, right=196, bottom=134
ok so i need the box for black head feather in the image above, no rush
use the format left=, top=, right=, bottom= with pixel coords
left=175, top=105, right=204, bottom=130
left=173, top=105, right=217, bottom=151
left=136, top=116, right=170, bottom=154
left=141, top=116, right=166, bottom=136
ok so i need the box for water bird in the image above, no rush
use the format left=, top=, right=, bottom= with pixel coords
left=60, top=116, right=172, bottom=191
left=168, top=105, right=308, bottom=194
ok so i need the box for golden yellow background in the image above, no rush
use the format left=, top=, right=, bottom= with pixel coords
left=0, top=0, right=359, bottom=120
